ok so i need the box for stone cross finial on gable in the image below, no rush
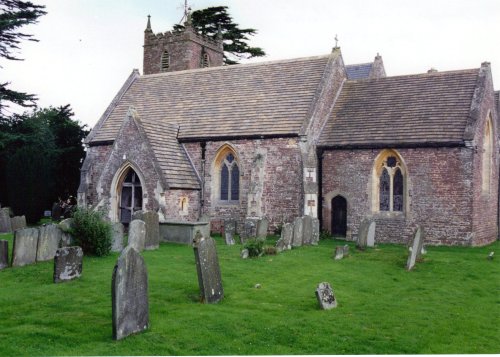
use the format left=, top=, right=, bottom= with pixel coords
left=334, top=34, right=339, bottom=48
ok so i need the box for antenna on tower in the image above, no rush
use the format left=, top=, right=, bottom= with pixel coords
left=178, top=0, right=193, bottom=24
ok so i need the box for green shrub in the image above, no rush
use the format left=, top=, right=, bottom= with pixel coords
left=243, top=238, right=265, bottom=257
left=320, top=230, right=332, bottom=240
left=70, top=208, right=112, bottom=256
left=263, top=245, right=277, bottom=255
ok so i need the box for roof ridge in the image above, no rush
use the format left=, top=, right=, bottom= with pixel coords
left=349, top=68, right=480, bottom=82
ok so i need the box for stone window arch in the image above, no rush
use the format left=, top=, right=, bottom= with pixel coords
left=372, top=150, right=407, bottom=213
left=201, top=52, right=210, bottom=68
left=117, top=167, right=143, bottom=223
left=161, top=50, right=170, bottom=71
left=213, top=145, right=240, bottom=203
left=482, top=114, right=494, bottom=194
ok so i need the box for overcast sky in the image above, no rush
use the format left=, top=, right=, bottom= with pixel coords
left=1, top=0, right=499, bottom=128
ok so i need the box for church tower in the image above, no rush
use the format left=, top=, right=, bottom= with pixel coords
left=143, top=12, right=224, bottom=75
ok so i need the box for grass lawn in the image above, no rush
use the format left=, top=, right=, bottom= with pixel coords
left=0, top=232, right=498, bottom=355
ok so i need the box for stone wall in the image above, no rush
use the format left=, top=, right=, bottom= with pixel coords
left=184, top=137, right=303, bottom=233
left=321, top=146, right=497, bottom=246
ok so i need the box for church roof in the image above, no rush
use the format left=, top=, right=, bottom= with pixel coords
left=89, top=55, right=331, bottom=144
left=345, top=63, right=372, bottom=80
left=318, top=68, right=481, bottom=148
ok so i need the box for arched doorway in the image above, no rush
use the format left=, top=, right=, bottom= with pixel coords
left=118, top=168, right=143, bottom=224
left=331, top=195, right=347, bottom=237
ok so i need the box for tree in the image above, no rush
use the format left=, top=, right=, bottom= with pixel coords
left=0, top=105, right=88, bottom=222
left=0, top=0, right=46, bottom=118
left=173, top=6, right=265, bottom=65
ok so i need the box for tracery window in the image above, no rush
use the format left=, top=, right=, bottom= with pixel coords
left=119, top=168, right=143, bottom=224
left=161, top=50, right=170, bottom=71
left=374, top=151, right=406, bottom=213
left=220, top=153, right=239, bottom=201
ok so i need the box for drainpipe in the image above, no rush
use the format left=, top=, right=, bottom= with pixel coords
left=317, top=147, right=324, bottom=231
left=200, top=142, right=206, bottom=219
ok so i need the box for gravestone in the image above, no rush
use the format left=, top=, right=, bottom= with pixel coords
left=240, top=219, right=257, bottom=243
left=357, top=219, right=376, bottom=249
left=240, top=249, right=249, bottom=259
left=256, top=217, right=269, bottom=239
left=311, top=218, right=320, bottom=245
left=132, top=211, right=159, bottom=250
left=111, top=222, right=124, bottom=252
left=406, top=226, right=425, bottom=271
left=302, top=215, right=313, bottom=245
left=193, top=235, right=224, bottom=303
left=58, top=218, right=74, bottom=247
left=53, top=246, right=83, bottom=283
left=10, top=215, right=26, bottom=232
left=315, top=282, right=337, bottom=310
left=292, top=217, right=304, bottom=247
left=0, top=240, right=8, bottom=269
left=343, top=244, right=350, bottom=257
left=0, top=207, right=12, bottom=233
left=112, top=246, right=149, bottom=340
left=276, top=222, right=293, bottom=252
left=223, top=219, right=236, bottom=245
left=37, top=224, right=62, bottom=262
left=11, top=228, right=39, bottom=267
left=334, top=246, right=344, bottom=260
left=128, top=219, right=146, bottom=252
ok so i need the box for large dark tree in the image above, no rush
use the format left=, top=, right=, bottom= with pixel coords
left=0, top=106, right=88, bottom=222
left=173, top=6, right=265, bottom=65
left=0, top=0, right=46, bottom=118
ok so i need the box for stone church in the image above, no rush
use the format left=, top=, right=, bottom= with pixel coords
left=78, top=15, right=499, bottom=246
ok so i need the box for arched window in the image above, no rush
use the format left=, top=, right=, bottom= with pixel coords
left=213, top=145, right=240, bottom=203
left=201, top=52, right=210, bottom=68
left=482, top=116, right=493, bottom=193
left=119, top=168, right=143, bottom=223
left=161, top=50, right=170, bottom=71
left=373, top=150, right=406, bottom=213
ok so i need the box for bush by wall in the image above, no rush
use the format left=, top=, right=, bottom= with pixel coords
left=70, top=208, right=111, bottom=256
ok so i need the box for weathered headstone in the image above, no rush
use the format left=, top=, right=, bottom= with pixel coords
left=223, top=219, right=236, bottom=245
left=334, top=246, right=344, bottom=260
left=112, top=246, right=149, bottom=340
left=240, top=219, right=257, bottom=243
left=292, top=217, right=303, bottom=247
left=58, top=218, right=74, bottom=247
left=315, top=282, right=337, bottom=310
left=240, top=248, right=249, bottom=259
left=11, top=228, right=39, bottom=267
left=128, top=219, right=146, bottom=252
left=256, top=217, right=269, bottom=239
left=311, top=218, right=320, bottom=245
left=343, top=244, right=350, bottom=257
left=111, top=222, right=124, bottom=252
left=0, top=207, right=12, bottom=233
left=357, top=219, right=376, bottom=249
left=37, top=224, right=62, bottom=262
left=193, top=235, right=224, bottom=303
left=0, top=240, right=8, bottom=269
left=53, top=246, right=83, bottom=283
left=406, top=226, right=425, bottom=271
left=276, top=222, right=293, bottom=252
left=302, top=215, right=313, bottom=245
left=10, top=215, right=26, bottom=232
left=132, top=211, right=160, bottom=250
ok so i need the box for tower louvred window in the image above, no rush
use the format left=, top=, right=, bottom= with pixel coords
left=161, top=50, right=170, bottom=71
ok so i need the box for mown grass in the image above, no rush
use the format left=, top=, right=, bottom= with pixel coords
left=0, top=232, right=498, bottom=355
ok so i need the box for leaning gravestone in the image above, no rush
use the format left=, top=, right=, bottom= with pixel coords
left=343, top=244, right=350, bottom=257
left=58, top=218, right=74, bottom=247
left=11, top=228, right=39, bottom=267
left=357, top=219, right=376, bottom=249
left=334, top=246, right=344, bottom=260
left=292, top=217, right=304, bottom=247
left=315, top=282, right=337, bottom=310
left=128, top=219, right=146, bottom=252
left=0, top=207, right=12, bottom=233
left=256, top=217, right=269, bottom=239
left=302, top=215, right=313, bottom=245
left=10, top=215, right=26, bottom=232
left=406, top=225, right=425, bottom=271
left=132, top=211, right=159, bottom=250
left=111, top=222, right=124, bottom=252
left=112, top=246, right=149, bottom=340
left=311, top=218, right=320, bottom=245
left=193, top=234, right=224, bottom=303
left=223, top=219, right=236, bottom=245
left=53, top=246, right=83, bottom=283
left=0, top=240, right=8, bottom=270
left=276, top=222, right=293, bottom=252
left=240, top=219, right=257, bottom=243
left=37, top=224, right=62, bottom=262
